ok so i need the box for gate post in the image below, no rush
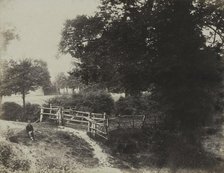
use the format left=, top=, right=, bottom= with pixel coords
left=50, top=104, right=52, bottom=115
left=87, top=113, right=91, bottom=133
left=58, top=107, right=63, bottom=126
left=105, top=113, right=109, bottom=135
left=91, top=113, right=96, bottom=137
left=92, top=122, right=96, bottom=137
left=40, top=107, right=43, bottom=122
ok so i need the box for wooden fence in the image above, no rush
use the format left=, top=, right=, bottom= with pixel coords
left=40, top=105, right=109, bottom=139
left=40, top=105, right=146, bottom=140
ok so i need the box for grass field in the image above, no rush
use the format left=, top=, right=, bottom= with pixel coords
left=2, top=93, right=124, bottom=106
left=2, top=95, right=58, bottom=106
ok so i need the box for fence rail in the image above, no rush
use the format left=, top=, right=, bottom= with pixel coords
left=40, top=105, right=108, bottom=139
left=40, top=105, right=145, bottom=140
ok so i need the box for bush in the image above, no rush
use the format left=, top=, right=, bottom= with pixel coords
left=1, top=102, right=23, bottom=121
left=45, top=95, right=75, bottom=107
left=46, top=90, right=115, bottom=114
left=115, top=94, right=158, bottom=115
left=1, top=102, right=40, bottom=122
left=0, top=142, right=30, bottom=171
left=0, top=143, right=12, bottom=166
left=24, top=103, right=40, bottom=122
left=9, top=159, right=30, bottom=171
left=75, top=90, right=115, bottom=114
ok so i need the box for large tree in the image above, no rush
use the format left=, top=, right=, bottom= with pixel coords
left=150, top=0, right=224, bottom=135
left=60, top=0, right=224, bottom=135
left=1, top=59, right=51, bottom=119
left=59, top=1, right=153, bottom=96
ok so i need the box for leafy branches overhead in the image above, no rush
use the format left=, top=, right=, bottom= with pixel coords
left=60, top=0, right=224, bottom=135
left=60, top=0, right=223, bottom=97
left=150, top=0, right=224, bottom=133
left=60, top=1, right=154, bottom=95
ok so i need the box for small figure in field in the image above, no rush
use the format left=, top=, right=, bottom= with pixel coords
left=26, top=120, right=35, bottom=141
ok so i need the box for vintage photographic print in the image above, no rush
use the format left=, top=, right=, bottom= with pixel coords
left=0, top=0, right=224, bottom=172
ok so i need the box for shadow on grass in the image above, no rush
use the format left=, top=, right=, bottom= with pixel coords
left=104, top=128, right=223, bottom=172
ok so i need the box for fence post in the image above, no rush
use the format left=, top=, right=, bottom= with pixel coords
left=93, top=123, right=96, bottom=137
left=118, top=114, right=121, bottom=128
left=132, top=115, right=135, bottom=128
left=142, top=115, right=146, bottom=128
left=91, top=113, right=96, bottom=137
left=50, top=104, right=52, bottom=115
left=61, top=107, right=64, bottom=125
left=58, top=107, right=63, bottom=126
left=40, top=107, right=43, bottom=122
left=105, top=113, right=109, bottom=135
left=87, top=113, right=91, bottom=133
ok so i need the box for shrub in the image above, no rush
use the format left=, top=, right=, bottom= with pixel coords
left=75, top=90, right=115, bottom=114
left=0, top=143, right=12, bottom=166
left=24, top=103, right=40, bottom=122
left=1, top=102, right=23, bottom=121
left=115, top=94, right=158, bottom=115
left=9, top=159, right=30, bottom=171
left=44, top=95, right=74, bottom=107
left=0, top=142, right=30, bottom=171
left=46, top=90, right=115, bottom=114
left=1, top=102, right=40, bottom=122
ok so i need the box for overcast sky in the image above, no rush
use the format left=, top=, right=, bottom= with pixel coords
left=0, top=0, right=100, bottom=80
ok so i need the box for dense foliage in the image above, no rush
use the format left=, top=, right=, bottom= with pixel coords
left=60, top=0, right=224, bottom=136
left=0, top=59, right=51, bottom=118
left=1, top=102, right=40, bottom=122
left=115, top=93, right=158, bottom=115
left=1, top=102, right=23, bottom=121
left=46, top=90, right=115, bottom=114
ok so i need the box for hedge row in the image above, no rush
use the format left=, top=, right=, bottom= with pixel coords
left=46, top=90, right=156, bottom=116
left=1, top=102, right=40, bottom=122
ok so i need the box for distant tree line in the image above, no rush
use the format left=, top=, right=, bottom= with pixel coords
left=54, top=72, right=84, bottom=94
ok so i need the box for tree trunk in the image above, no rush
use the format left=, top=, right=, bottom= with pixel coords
left=22, top=92, right=26, bottom=121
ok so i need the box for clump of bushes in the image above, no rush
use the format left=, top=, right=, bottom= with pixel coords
left=1, top=102, right=23, bottom=121
left=46, top=90, right=115, bottom=114
left=1, top=102, right=40, bottom=122
left=0, top=142, right=30, bottom=171
left=44, top=95, right=74, bottom=107
left=115, top=93, right=160, bottom=115
left=0, top=143, right=12, bottom=166
left=24, top=103, right=40, bottom=121
left=46, top=90, right=159, bottom=116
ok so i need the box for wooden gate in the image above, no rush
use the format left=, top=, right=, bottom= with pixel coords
left=39, top=105, right=146, bottom=140
left=40, top=106, right=109, bottom=140
left=40, top=106, right=63, bottom=125
left=87, top=113, right=108, bottom=140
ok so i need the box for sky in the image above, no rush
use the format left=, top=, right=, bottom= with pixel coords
left=0, top=0, right=100, bottom=80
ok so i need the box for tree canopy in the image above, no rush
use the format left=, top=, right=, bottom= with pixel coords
left=0, top=59, right=51, bottom=117
left=60, top=0, right=224, bottom=134
left=60, top=0, right=223, bottom=96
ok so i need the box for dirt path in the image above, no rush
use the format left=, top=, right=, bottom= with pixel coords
left=59, top=126, right=123, bottom=173
left=0, top=120, right=123, bottom=172
left=0, top=120, right=187, bottom=173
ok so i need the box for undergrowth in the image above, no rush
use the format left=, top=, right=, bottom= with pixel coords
left=0, top=142, right=30, bottom=172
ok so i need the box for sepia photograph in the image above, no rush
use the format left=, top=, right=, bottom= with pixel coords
left=0, top=0, right=224, bottom=172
